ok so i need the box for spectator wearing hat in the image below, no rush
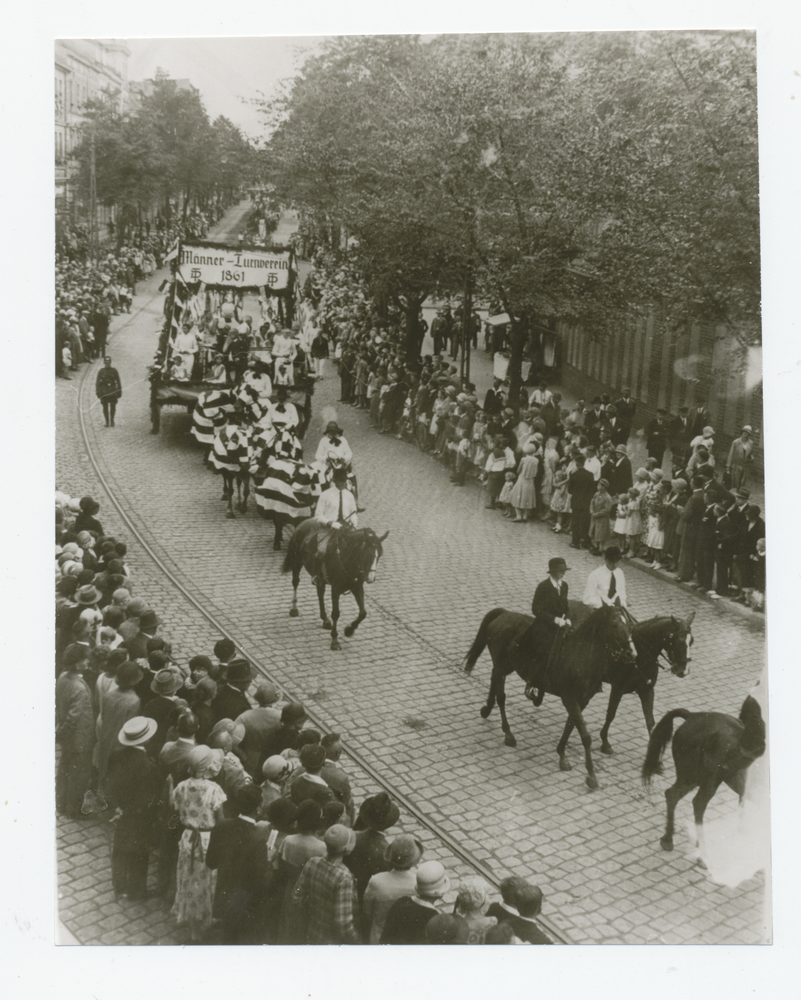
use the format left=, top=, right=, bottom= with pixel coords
left=380, top=860, right=451, bottom=944
left=171, top=745, right=227, bottom=941
left=259, top=756, right=292, bottom=817
left=73, top=496, right=103, bottom=537
left=567, top=454, right=595, bottom=549
left=96, top=660, right=143, bottom=785
left=688, top=400, right=712, bottom=441
left=212, top=637, right=237, bottom=683
left=235, top=681, right=282, bottom=779
left=320, top=732, right=355, bottom=824
left=159, top=711, right=199, bottom=785
left=289, top=744, right=335, bottom=808
left=486, top=880, right=548, bottom=944
left=677, top=476, right=708, bottom=582
left=207, top=722, right=251, bottom=812
left=205, top=784, right=272, bottom=944
left=646, top=408, right=670, bottom=466
left=583, top=545, right=628, bottom=609
left=726, top=426, right=755, bottom=490
left=56, top=645, right=95, bottom=819
left=345, top=792, right=401, bottom=901
left=732, top=502, right=765, bottom=602
left=259, top=703, right=308, bottom=771
left=143, top=666, right=185, bottom=758
left=103, top=716, right=160, bottom=901
left=362, top=834, right=424, bottom=943
left=121, top=607, right=160, bottom=662
left=668, top=407, right=692, bottom=467
left=612, top=388, right=636, bottom=441
left=610, top=444, right=633, bottom=497
left=212, top=658, right=254, bottom=724
left=291, top=824, right=360, bottom=944
left=588, top=478, right=613, bottom=554
left=191, top=677, right=218, bottom=745
left=710, top=501, right=736, bottom=598
left=117, top=596, right=148, bottom=643
left=583, top=397, right=606, bottom=448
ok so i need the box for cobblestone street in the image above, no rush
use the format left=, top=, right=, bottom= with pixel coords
left=56, top=202, right=769, bottom=947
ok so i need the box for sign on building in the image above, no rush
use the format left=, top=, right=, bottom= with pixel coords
left=178, top=245, right=292, bottom=290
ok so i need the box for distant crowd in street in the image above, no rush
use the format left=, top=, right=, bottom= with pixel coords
left=55, top=489, right=548, bottom=945
left=300, top=252, right=765, bottom=613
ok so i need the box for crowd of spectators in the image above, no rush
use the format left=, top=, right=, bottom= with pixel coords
left=55, top=489, right=549, bottom=944
left=300, top=253, right=766, bottom=613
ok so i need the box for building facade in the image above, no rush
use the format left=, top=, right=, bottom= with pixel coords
left=54, top=39, right=131, bottom=225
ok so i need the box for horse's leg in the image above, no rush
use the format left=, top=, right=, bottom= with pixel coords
left=692, top=778, right=722, bottom=868
left=343, top=582, right=366, bottom=638
left=565, top=700, right=598, bottom=790
left=599, top=684, right=626, bottom=755
left=225, top=472, right=235, bottom=518
left=221, top=471, right=231, bottom=502
left=317, top=581, right=332, bottom=630
left=638, top=682, right=656, bottom=735
left=289, top=560, right=300, bottom=617
left=330, top=589, right=341, bottom=651
left=556, top=717, right=575, bottom=771
left=661, top=779, right=695, bottom=851
left=479, top=665, right=497, bottom=720
left=495, top=671, right=516, bottom=747
left=237, top=474, right=249, bottom=514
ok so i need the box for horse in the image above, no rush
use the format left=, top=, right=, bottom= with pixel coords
left=566, top=602, right=696, bottom=754
left=641, top=694, right=766, bottom=864
left=220, top=468, right=250, bottom=518
left=281, top=519, right=388, bottom=651
left=463, top=604, right=637, bottom=789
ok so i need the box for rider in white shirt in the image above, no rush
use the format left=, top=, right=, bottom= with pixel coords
left=316, top=422, right=353, bottom=472
left=583, top=545, right=628, bottom=609
left=312, top=467, right=358, bottom=583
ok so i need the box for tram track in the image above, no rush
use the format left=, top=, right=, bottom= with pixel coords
left=75, top=252, right=567, bottom=945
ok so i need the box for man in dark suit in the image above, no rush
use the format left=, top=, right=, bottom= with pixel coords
left=695, top=494, right=718, bottom=593
left=205, top=784, right=271, bottom=944
left=677, top=476, right=708, bottom=581
left=613, top=387, right=636, bottom=444
left=525, top=557, right=571, bottom=702
left=732, top=502, right=766, bottom=602
left=143, top=665, right=185, bottom=758
left=688, top=400, right=712, bottom=440
left=669, top=407, right=693, bottom=469
left=103, top=716, right=161, bottom=901
left=610, top=444, right=633, bottom=496
left=583, top=398, right=606, bottom=447
left=604, top=405, right=626, bottom=446
left=711, top=502, right=736, bottom=598
left=567, top=455, right=596, bottom=549
left=212, top=658, right=254, bottom=724
left=646, top=408, right=670, bottom=465
left=159, top=711, right=199, bottom=785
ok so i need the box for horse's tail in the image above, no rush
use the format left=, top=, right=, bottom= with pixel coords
left=281, top=527, right=301, bottom=575
left=641, top=709, right=692, bottom=786
left=464, top=608, right=506, bottom=674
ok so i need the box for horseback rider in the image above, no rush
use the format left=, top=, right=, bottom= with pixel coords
left=524, top=557, right=572, bottom=702
left=315, top=420, right=366, bottom=512
left=583, top=545, right=628, bottom=610
left=310, top=466, right=358, bottom=585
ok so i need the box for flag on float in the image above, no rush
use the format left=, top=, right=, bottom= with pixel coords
left=170, top=269, right=189, bottom=341
left=163, top=238, right=180, bottom=264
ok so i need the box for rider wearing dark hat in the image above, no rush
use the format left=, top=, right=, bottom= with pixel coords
left=525, top=557, right=572, bottom=702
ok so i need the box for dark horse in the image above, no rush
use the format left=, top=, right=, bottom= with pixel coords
left=566, top=602, right=696, bottom=754
left=463, top=604, right=637, bottom=789
left=282, top=520, right=388, bottom=651
left=641, top=694, right=766, bottom=863
left=220, top=468, right=250, bottom=519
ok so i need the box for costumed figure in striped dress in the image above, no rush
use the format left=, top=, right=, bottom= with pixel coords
left=209, top=400, right=254, bottom=518
left=252, top=386, right=322, bottom=550
left=192, top=385, right=234, bottom=459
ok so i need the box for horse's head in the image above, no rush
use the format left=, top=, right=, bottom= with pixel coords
left=350, top=528, right=388, bottom=584
left=660, top=611, right=695, bottom=677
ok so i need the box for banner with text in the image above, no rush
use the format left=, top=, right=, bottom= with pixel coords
left=178, top=245, right=292, bottom=290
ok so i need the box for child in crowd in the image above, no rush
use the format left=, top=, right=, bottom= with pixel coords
left=644, top=479, right=667, bottom=568
left=613, top=493, right=628, bottom=545
left=624, top=486, right=643, bottom=557
left=497, top=470, right=517, bottom=517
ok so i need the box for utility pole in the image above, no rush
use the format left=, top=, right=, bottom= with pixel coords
left=460, top=260, right=472, bottom=386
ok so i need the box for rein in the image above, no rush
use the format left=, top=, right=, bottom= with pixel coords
left=631, top=614, right=683, bottom=672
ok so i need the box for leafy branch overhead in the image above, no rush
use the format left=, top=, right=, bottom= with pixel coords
left=260, top=31, right=760, bottom=349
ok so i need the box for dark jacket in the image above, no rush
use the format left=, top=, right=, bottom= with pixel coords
left=567, top=467, right=596, bottom=512
left=485, top=902, right=551, bottom=945
left=103, top=746, right=160, bottom=851
left=678, top=491, right=707, bottom=540
left=610, top=456, right=633, bottom=496
left=212, top=684, right=252, bottom=725
left=289, top=772, right=335, bottom=808
left=613, top=396, right=636, bottom=431
left=531, top=577, right=570, bottom=626
left=143, top=695, right=182, bottom=757
left=205, top=816, right=271, bottom=924
left=646, top=418, right=669, bottom=453
left=381, top=896, right=440, bottom=945
left=96, top=366, right=122, bottom=401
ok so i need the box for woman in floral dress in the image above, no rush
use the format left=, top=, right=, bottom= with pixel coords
left=171, top=746, right=227, bottom=941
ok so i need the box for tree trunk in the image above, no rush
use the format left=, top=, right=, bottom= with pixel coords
left=403, top=296, right=424, bottom=363
left=507, top=320, right=526, bottom=419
